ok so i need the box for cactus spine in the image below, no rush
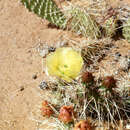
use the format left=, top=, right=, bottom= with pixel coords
left=67, top=7, right=101, bottom=38
left=103, top=16, right=117, bottom=37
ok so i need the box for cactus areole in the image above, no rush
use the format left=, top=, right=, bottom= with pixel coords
left=46, top=47, right=83, bottom=82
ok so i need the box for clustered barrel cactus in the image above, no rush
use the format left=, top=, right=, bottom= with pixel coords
left=21, top=0, right=67, bottom=28
left=39, top=71, right=130, bottom=129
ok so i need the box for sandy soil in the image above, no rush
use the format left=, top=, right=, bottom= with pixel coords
left=0, top=0, right=65, bottom=129
left=0, top=0, right=129, bottom=130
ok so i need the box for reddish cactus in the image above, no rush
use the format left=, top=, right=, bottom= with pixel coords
left=41, top=100, right=53, bottom=117
left=82, top=72, right=94, bottom=84
left=74, top=120, right=91, bottom=130
left=102, top=76, right=117, bottom=88
left=58, top=106, right=74, bottom=123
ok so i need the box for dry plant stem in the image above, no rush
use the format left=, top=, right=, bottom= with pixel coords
left=81, top=41, right=113, bottom=68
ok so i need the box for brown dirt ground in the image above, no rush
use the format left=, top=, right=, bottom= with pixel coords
left=0, top=0, right=129, bottom=130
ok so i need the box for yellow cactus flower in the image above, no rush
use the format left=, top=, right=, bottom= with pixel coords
left=46, top=47, right=83, bottom=82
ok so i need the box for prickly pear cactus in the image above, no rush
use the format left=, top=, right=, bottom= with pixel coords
left=21, top=0, right=67, bottom=28
left=67, top=7, right=101, bottom=38
left=123, top=18, right=130, bottom=43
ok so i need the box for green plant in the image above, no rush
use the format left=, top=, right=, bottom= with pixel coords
left=102, top=16, right=117, bottom=37
left=21, top=0, right=67, bottom=28
left=67, top=7, right=101, bottom=38
left=123, top=18, right=130, bottom=43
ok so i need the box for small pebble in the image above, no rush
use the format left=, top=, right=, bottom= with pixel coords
left=20, top=86, right=24, bottom=91
left=48, top=46, right=56, bottom=53
left=39, top=80, right=48, bottom=90
left=32, top=74, right=37, bottom=79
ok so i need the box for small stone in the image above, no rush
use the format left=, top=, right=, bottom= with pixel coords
left=20, top=86, right=24, bottom=91
left=39, top=80, right=48, bottom=90
left=32, top=74, right=37, bottom=80
left=48, top=46, right=56, bottom=53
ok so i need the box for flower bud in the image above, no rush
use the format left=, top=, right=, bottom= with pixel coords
left=41, top=100, right=53, bottom=117
left=102, top=76, right=117, bottom=88
left=58, top=106, right=74, bottom=123
left=82, top=72, right=94, bottom=84
left=74, top=120, right=91, bottom=130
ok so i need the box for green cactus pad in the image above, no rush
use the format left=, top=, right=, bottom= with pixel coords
left=21, top=0, right=67, bottom=28
left=123, top=18, right=130, bottom=43
left=67, top=7, right=101, bottom=39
